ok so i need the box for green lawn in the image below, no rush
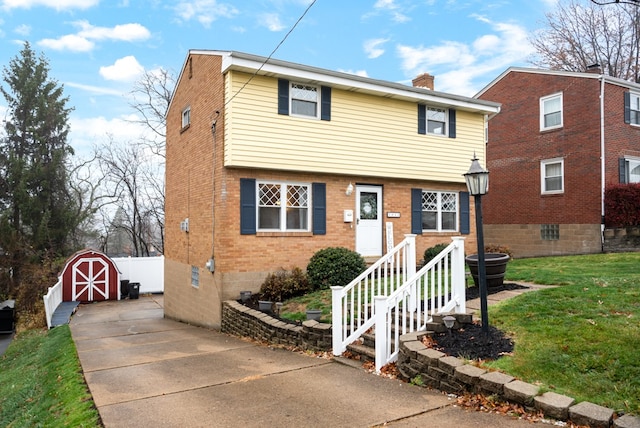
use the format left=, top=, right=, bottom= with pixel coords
left=489, top=252, right=640, bottom=415
left=0, top=326, right=101, bottom=428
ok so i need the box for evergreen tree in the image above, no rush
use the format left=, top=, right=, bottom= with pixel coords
left=0, top=42, right=76, bottom=285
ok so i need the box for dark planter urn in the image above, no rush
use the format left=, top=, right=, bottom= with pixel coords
left=465, top=253, right=510, bottom=289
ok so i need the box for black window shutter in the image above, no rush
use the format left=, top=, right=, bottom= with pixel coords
left=240, top=178, right=257, bottom=235
left=278, top=79, right=289, bottom=115
left=411, top=188, right=423, bottom=234
left=418, top=104, right=426, bottom=134
left=619, top=158, right=628, bottom=184
left=321, top=86, right=331, bottom=121
left=460, top=191, right=470, bottom=234
left=312, top=183, right=326, bottom=235
left=448, top=108, right=457, bottom=138
left=624, top=92, right=631, bottom=124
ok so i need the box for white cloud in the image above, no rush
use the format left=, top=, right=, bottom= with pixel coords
left=174, top=0, right=238, bottom=28
left=65, top=81, right=125, bottom=96
left=74, top=21, right=151, bottom=42
left=338, top=69, right=369, bottom=78
left=397, top=16, right=534, bottom=96
left=364, top=38, right=389, bottom=59
left=68, top=114, right=155, bottom=156
left=1, top=0, right=98, bottom=10
left=373, top=0, right=410, bottom=23
left=14, top=24, right=31, bottom=36
left=260, top=13, right=285, bottom=31
left=99, top=56, right=144, bottom=82
left=39, top=34, right=95, bottom=52
left=37, top=21, right=150, bottom=53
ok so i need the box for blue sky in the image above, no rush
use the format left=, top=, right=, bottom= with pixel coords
left=0, top=0, right=558, bottom=155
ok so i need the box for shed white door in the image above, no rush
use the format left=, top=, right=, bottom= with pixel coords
left=72, top=257, right=109, bottom=301
left=355, top=185, right=383, bottom=257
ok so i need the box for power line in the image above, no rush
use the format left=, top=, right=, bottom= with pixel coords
left=223, top=0, right=318, bottom=108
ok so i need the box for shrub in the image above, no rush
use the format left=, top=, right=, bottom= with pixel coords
left=422, top=243, right=449, bottom=266
left=306, top=247, right=367, bottom=290
left=484, top=244, right=513, bottom=258
left=604, top=183, right=640, bottom=227
left=259, top=267, right=310, bottom=302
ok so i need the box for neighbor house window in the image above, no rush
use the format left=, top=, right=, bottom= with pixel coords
left=191, top=265, right=199, bottom=288
left=421, top=191, right=458, bottom=232
left=629, top=93, right=640, bottom=125
left=258, top=181, right=310, bottom=231
left=182, top=107, right=191, bottom=128
left=540, top=93, right=562, bottom=130
left=541, top=158, right=564, bottom=194
left=541, top=224, right=560, bottom=240
left=621, top=157, right=640, bottom=183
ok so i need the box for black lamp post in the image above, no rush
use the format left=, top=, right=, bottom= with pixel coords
left=464, top=154, right=490, bottom=334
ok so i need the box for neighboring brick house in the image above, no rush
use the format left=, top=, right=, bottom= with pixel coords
left=164, top=50, right=500, bottom=328
left=476, top=67, right=640, bottom=258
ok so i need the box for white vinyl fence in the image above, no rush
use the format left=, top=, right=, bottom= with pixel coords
left=112, top=255, right=164, bottom=294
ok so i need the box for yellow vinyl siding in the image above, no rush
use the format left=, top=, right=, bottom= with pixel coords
left=224, top=71, right=486, bottom=183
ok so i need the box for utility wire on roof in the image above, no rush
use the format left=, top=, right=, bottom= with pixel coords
left=223, top=0, right=317, bottom=108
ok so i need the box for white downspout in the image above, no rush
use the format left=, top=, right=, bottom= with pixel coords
left=599, top=75, right=606, bottom=252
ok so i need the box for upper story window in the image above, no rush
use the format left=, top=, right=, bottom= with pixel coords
left=278, top=78, right=331, bottom=121
left=540, top=93, right=563, bottom=131
left=541, top=158, right=564, bottom=194
left=418, top=104, right=456, bottom=138
left=291, top=83, right=318, bottom=118
left=182, top=106, right=191, bottom=129
left=625, top=92, right=640, bottom=126
left=427, top=107, right=447, bottom=135
left=421, top=191, right=458, bottom=232
left=258, top=181, right=310, bottom=231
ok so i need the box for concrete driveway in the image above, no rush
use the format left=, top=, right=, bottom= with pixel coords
left=69, top=295, right=541, bottom=428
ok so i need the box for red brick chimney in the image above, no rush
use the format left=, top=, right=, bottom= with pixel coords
left=412, top=73, right=434, bottom=90
left=586, top=63, right=601, bottom=74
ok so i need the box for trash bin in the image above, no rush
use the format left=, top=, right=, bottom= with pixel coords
left=120, top=279, right=130, bottom=299
left=128, top=282, right=140, bottom=299
left=0, top=300, right=15, bottom=333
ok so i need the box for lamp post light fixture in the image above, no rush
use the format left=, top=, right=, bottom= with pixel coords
left=464, top=153, right=490, bottom=334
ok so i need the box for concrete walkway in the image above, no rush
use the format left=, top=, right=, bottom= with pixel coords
left=69, top=293, right=548, bottom=428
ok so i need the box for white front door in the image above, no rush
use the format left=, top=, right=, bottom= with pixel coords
left=356, top=185, right=383, bottom=257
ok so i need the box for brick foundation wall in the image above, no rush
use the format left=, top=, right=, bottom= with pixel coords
left=484, top=223, right=602, bottom=258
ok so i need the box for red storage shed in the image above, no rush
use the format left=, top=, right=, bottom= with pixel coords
left=61, top=249, right=120, bottom=302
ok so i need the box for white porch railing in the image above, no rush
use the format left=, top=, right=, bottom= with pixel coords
left=374, top=236, right=466, bottom=371
left=43, top=277, right=63, bottom=329
left=331, top=234, right=417, bottom=357
left=331, top=236, right=466, bottom=372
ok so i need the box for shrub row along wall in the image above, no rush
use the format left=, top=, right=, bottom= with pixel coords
left=221, top=300, right=332, bottom=351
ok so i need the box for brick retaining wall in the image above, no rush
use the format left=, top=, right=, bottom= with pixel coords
left=221, top=301, right=639, bottom=428
left=221, top=300, right=332, bottom=351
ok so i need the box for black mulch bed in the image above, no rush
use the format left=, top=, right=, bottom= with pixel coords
left=426, top=283, right=525, bottom=361
left=239, top=283, right=528, bottom=361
